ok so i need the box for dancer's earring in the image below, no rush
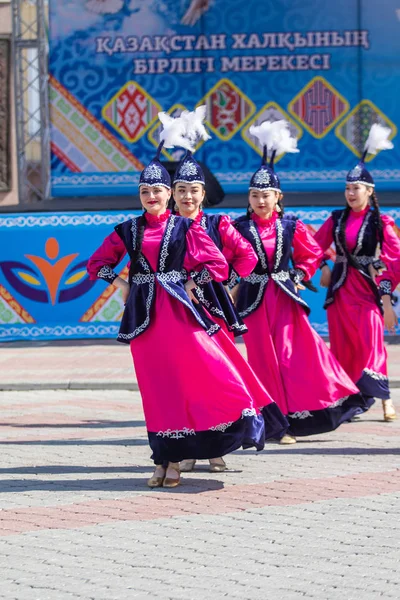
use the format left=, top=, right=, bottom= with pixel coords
left=275, top=203, right=281, bottom=213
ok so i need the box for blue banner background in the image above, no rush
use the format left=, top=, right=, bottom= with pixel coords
left=49, top=0, right=400, bottom=197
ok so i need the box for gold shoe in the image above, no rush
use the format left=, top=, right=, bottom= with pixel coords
left=147, top=466, right=166, bottom=488
left=209, top=458, right=227, bottom=473
left=163, top=464, right=181, bottom=488
left=382, top=399, right=397, bottom=422
left=180, top=459, right=196, bottom=472
left=279, top=434, right=297, bottom=445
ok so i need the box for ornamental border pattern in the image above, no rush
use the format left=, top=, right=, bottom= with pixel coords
left=354, top=212, right=370, bottom=256
left=3, top=209, right=400, bottom=228
left=249, top=222, right=268, bottom=270
left=273, top=218, right=284, bottom=271
left=0, top=324, right=120, bottom=339
left=51, top=174, right=141, bottom=185
left=52, top=169, right=400, bottom=188
left=0, top=213, right=139, bottom=228
left=216, top=170, right=400, bottom=183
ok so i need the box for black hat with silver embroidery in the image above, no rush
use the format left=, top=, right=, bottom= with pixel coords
left=139, top=142, right=171, bottom=189
left=248, top=120, right=299, bottom=192
left=346, top=124, right=394, bottom=188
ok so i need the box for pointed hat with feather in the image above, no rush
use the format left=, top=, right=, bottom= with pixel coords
left=248, top=120, right=299, bottom=192
left=346, top=124, right=394, bottom=187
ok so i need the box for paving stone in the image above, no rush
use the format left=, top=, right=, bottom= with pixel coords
left=0, top=359, right=399, bottom=598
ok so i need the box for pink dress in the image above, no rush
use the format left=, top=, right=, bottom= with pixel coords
left=242, top=212, right=364, bottom=436
left=192, top=211, right=258, bottom=339
left=315, top=208, right=400, bottom=400
left=213, top=214, right=258, bottom=277
left=88, top=211, right=287, bottom=464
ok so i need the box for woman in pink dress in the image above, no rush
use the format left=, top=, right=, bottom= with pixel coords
left=87, top=137, right=287, bottom=487
left=233, top=121, right=366, bottom=443
left=314, top=125, right=400, bottom=422
left=171, top=148, right=258, bottom=472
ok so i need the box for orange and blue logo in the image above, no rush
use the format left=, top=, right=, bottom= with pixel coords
left=0, top=237, right=95, bottom=305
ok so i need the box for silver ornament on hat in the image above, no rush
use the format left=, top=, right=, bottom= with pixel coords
left=253, top=170, right=271, bottom=186
left=143, top=164, right=163, bottom=180
left=179, top=161, right=198, bottom=178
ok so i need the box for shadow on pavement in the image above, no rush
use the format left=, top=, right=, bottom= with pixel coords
left=235, top=446, right=400, bottom=455
left=0, top=438, right=148, bottom=446
left=0, top=465, right=152, bottom=475
left=0, top=476, right=225, bottom=493
left=0, top=420, right=145, bottom=429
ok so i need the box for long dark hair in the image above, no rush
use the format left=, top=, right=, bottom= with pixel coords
left=370, top=190, right=384, bottom=248
left=339, top=188, right=383, bottom=252
left=131, top=213, right=146, bottom=264
left=277, top=193, right=285, bottom=217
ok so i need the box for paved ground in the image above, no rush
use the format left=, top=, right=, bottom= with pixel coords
left=0, top=371, right=399, bottom=598
left=2, top=339, right=400, bottom=389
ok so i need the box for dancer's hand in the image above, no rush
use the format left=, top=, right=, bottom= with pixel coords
left=320, top=265, right=331, bottom=288
left=114, top=277, right=130, bottom=304
left=383, top=296, right=398, bottom=334
left=224, top=285, right=234, bottom=303
left=185, top=279, right=199, bottom=304
left=368, top=263, right=380, bottom=284
left=229, top=283, right=240, bottom=305
left=294, top=283, right=306, bottom=292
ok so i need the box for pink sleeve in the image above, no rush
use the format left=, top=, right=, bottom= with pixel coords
left=184, top=222, right=229, bottom=282
left=313, top=216, right=335, bottom=262
left=293, top=220, right=324, bottom=281
left=87, top=231, right=127, bottom=280
left=376, top=215, right=400, bottom=289
left=218, top=215, right=257, bottom=277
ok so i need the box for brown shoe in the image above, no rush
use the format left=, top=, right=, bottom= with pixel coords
left=180, top=459, right=196, bottom=472
left=382, top=399, right=397, bottom=422
left=163, top=463, right=181, bottom=488
left=147, top=466, right=166, bottom=488
left=279, top=434, right=297, bottom=445
left=209, top=458, right=227, bottom=472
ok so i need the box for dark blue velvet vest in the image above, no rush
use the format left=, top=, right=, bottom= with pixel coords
left=114, top=214, right=219, bottom=343
left=324, top=208, right=382, bottom=312
left=199, top=213, right=222, bottom=249
left=234, top=214, right=310, bottom=318
left=195, top=213, right=247, bottom=336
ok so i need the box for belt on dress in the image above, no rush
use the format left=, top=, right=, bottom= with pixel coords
left=131, top=270, right=187, bottom=285
left=243, top=270, right=291, bottom=284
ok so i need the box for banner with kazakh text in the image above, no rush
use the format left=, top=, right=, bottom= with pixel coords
left=49, top=0, right=400, bottom=196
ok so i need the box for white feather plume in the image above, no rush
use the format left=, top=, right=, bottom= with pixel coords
left=364, top=123, right=394, bottom=155
left=179, top=105, right=211, bottom=151
left=158, top=111, right=188, bottom=150
left=249, top=120, right=299, bottom=155
left=158, top=105, right=211, bottom=152
left=249, top=120, right=280, bottom=151
left=273, top=122, right=299, bottom=155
